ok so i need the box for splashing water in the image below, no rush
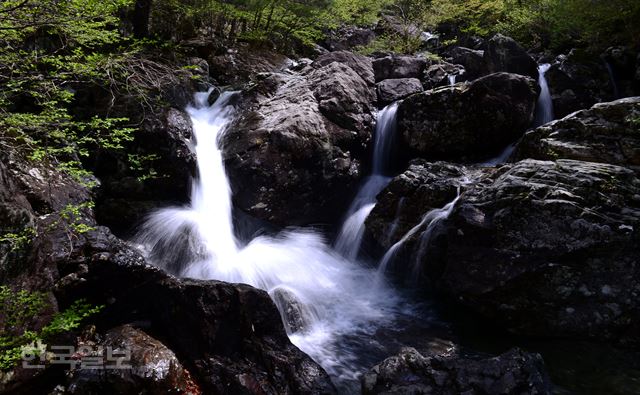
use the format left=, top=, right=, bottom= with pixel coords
left=135, top=92, right=406, bottom=390
left=334, top=103, right=398, bottom=260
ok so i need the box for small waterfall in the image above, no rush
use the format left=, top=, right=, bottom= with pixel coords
left=377, top=191, right=461, bottom=279
left=448, top=74, right=457, bottom=87
left=334, top=103, right=398, bottom=260
left=604, top=61, right=620, bottom=99
left=534, top=63, right=554, bottom=127
left=135, top=92, right=406, bottom=390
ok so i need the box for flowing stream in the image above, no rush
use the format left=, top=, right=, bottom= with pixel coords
left=534, top=63, right=554, bottom=127
left=136, top=93, right=415, bottom=391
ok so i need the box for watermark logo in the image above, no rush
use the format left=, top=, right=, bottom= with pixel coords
left=21, top=341, right=131, bottom=370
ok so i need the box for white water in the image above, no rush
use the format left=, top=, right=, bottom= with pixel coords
left=448, top=74, right=457, bottom=87
left=534, top=63, right=554, bottom=127
left=334, top=103, right=398, bottom=260
left=135, top=92, right=405, bottom=389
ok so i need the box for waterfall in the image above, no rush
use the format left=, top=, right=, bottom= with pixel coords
left=334, top=103, right=398, bottom=260
left=448, top=74, right=457, bottom=87
left=135, top=92, right=406, bottom=390
left=377, top=192, right=460, bottom=279
left=534, top=63, right=554, bottom=127
left=604, top=61, right=620, bottom=99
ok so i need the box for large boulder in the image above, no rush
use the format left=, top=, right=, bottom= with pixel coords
left=423, top=159, right=640, bottom=344
left=372, top=55, right=428, bottom=82
left=313, top=50, right=376, bottom=87
left=422, top=61, right=466, bottom=90
left=362, top=347, right=552, bottom=395
left=484, top=34, right=538, bottom=79
left=448, top=46, right=487, bottom=81
left=545, top=50, right=612, bottom=118
left=208, top=45, right=290, bottom=86
left=222, top=56, right=376, bottom=226
left=322, top=26, right=376, bottom=51
left=67, top=325, right=199, bottom=394
left=513, top=97, right=640, bottom=168
left=376, top=78, right=423, bottom=106
left=397, top=72, right=538, bottom=161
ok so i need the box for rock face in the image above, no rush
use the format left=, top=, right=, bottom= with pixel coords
left=397, top=72, right=538, bottom=161
left=513, top=97, right=640, bottom=168
left=362, top=347, right=552, bottom=395
left=67, top=325, right=198, bottom=394
left=449, top=46, right=487, bottom=81
left=425, top=159, right=640, bottom=344
left=545, top=50, right=612, bottom=118
left=484, top=34, right=538, bottom=79
left=223, top=52, right=376, bottom=226
left=208, top=45, right=290, bottom=86
left=372, top=55, right=428, bottom=82
left=376, top=78, right=423, bottom=106
left=322, top=26, right=376, bottom=51
left=366, top=160, right=470, bottom=252
left=422, top=62, right=466, bottom=90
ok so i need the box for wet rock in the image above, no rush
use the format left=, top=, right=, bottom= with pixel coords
left=425, top=159, right=640, bottom=345
left=366, top=160, right=471, bottom=251
left=397, top=72, right=538, bottom=161
left=208, top=45, right=289, bottom=86
left=362, top=347, right=552, bottom=395
left=545, top=50, right=612, bottom=118
left=222, top=57, right=375, bottom=226
left=372, top=55, right=428, bottom=82
left=322, top=27, right=376, bottom=51
left=94, top=106, right=196, bottom=234
left=513, top=97, right=640, bottom=168
left=67, top=325, right=198, bottom=394
left=449, top=46, right=487, bottom=80
left=313, top=50, right=375, bottom=87
left=422, top=62, right=466, bottom=89
left=376, top=78, right=423, bottom=106
left=484, top=34, right=538, bottom=79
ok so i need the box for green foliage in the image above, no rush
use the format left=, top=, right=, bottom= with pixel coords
left=0, top=286, right=103, bottom=370
left=58, top=202, right=97, bottom=234
left=356, top=33, right=422, bottom=55
left=0, top=227, right=36, bottom=253
left=423, top=0, right=640, bottom=52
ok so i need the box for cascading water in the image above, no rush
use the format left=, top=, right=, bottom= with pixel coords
left=482, top=63, right=555, bottom=167
left=534, top=63, right=554, bottom=127
left=135, top=92, right=408, bottom=391
left=604, top=61, right=620, bottom=99
left=334, top=103, right=398, bottom=260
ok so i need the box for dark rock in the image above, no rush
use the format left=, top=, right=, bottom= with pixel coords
left=397, top=73, right=538, bottom=161
left=322, top=27, right=376, bottom=51
left=513, top=97, right=640, bottom=169
left=376, top=78, right=423, bottom=106
left=67, top=325, right=198, bottom=394
left=545, top=50, right=612, bottom=118
left=484, top=34, right=538, bottom=79
left=372, top=55, right=428, bottom=82
left=366, top=160, right=471, bottom=252
left=313, top=50, right=375, bottom=87
left=94, top=106, right=196, bottom=234
left=222, top=60, right=375, bottom=226
left=422, top=62, right=466, bottom=90
left=208, top=45, right=290, bottom=86
left=449, top=47, right=487, bottom=80
left=426, top=159, right=640, bottom=344
left=362, top=347, right=552, bottom=395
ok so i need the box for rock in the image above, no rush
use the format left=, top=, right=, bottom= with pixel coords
left=93, top=106, right=196, bottom=234
left=322, top=27, right=376, bottom=51
left=545, top=50, right=611, bottom=118
left=449, top=46, right=487, bottom=80
left=484, top=34, right=538, bottom=79
left=376, top=78, right=423, bottom=106
left=366, top=160, right=471, bottom=252
left=513, top=97, right=640, bottom=169
left=397, top=72, right=539, bottom=161
left=372, top=55, right=428, bottom=82
left=602, top=46, right=640, bottom=99
left=313, top=50, right=375, bottom=87
left=423, top=61, right=466, bottom=89
left=67, top=325, right=198, bottom=394
left=222, top=60, right=375, bottom=226
left=362, top=347, right=552, bottom=395
left=208, top=45, right=290, bottom=86
left=425, top=159, right=640, bottom=344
